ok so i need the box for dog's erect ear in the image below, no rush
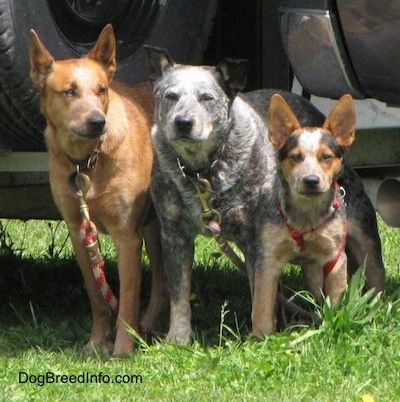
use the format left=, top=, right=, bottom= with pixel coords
left=87, top=24, right=116, bottom=80
left=216, top=58, right=249, bottom=97
left=323, top=94, right=356, bottom=148
left=29, top=30, right=54, bottom=89
left=144, top=45, right=175, bottom=83
left=267, top=94, right=301, bottom=149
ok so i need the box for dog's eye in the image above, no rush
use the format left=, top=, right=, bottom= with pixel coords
left=199, top=93, right=214, bottom=102
left=165, top=91, right=178, bottom=101
left=289, top=153, right=303, bottom=163
left=99, top=86, right=108, bottom=96
left=64, top=88, right=76, bottom=97
left=321, top=154, right=333, bottom=162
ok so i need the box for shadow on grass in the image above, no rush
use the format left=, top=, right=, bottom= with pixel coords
left=0, top=253, right=253, bottom=354
left=1, top=251, right=399, bottom=355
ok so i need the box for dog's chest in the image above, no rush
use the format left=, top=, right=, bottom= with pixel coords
left=278, top=220, right=346, bottom=267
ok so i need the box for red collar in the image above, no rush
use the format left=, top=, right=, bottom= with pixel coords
left=278, top=184, right=347, bottom=278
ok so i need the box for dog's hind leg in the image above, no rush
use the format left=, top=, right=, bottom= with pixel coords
left=346, top=217, right=386, bottom=294
left=69, top=227, right=113, bottom=355
left=340, top=167, right=386, bottom=293
left=140, top=218, right=169, bottom=332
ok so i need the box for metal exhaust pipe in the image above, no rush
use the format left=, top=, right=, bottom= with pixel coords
left=376, top=178, right=400, bottom=227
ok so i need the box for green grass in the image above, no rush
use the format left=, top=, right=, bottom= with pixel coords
left=0, top=217, right=399, bottom=401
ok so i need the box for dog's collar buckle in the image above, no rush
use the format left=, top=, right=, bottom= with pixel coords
left=332, top=185, right=346, bottom=210
left=85, top=149, right=100, bottom=170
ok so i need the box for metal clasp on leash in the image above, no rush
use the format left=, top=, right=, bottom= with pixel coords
left=193, top=177, right=222, bottom=227
left=68, top=166, right=92, bottom=224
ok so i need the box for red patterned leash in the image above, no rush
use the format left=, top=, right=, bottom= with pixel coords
left=72, top=170, right=119, bottom=314
left=79, top=219, right=119, bottom=313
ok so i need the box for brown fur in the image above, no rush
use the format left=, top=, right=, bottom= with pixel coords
left=29, top=25, right=167, bottom=355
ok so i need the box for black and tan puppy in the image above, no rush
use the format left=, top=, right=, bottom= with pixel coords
left=265, top=93, right=385, bottom=308
left=244, top=90, right=385, bottom=299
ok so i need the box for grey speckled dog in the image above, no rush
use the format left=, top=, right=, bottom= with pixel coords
left=145, top=47, right=385, bottom=343
left=146, top=47, right=277, bottom=342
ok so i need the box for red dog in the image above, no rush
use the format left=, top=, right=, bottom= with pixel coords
left=29, top=25, right=167, bottom=355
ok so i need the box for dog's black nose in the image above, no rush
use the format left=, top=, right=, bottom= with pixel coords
left=175, top=115, right=194, bottom=133
left=88, top=113, right=106, bottom=137
left=303, top=175, right=320, bottom=187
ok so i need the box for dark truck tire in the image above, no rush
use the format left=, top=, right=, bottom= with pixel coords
left=0, top=0, right=217, bottom=151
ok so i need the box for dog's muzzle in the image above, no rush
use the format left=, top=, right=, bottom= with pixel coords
left=72, top=111, right=106, bottom=139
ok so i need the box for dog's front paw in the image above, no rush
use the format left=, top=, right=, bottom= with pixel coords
left=112, top=330, right=135, bottom=356
left=252, top=319, right=276, bottom=338
left=166, top=327, right=193, bottom=344
left=82, top=337, right=113, bottom=357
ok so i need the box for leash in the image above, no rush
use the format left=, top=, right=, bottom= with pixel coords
left=192, top=178, right=248, bottom=275
left=65, top=145, right=167, bottom=338
left=177, top=158, right=244, bottom=272
left=69, top=159, right=119, bottom=314
left=208, top=219, right=247, bottom=274
left=69, top=158, right=163, bottom=339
